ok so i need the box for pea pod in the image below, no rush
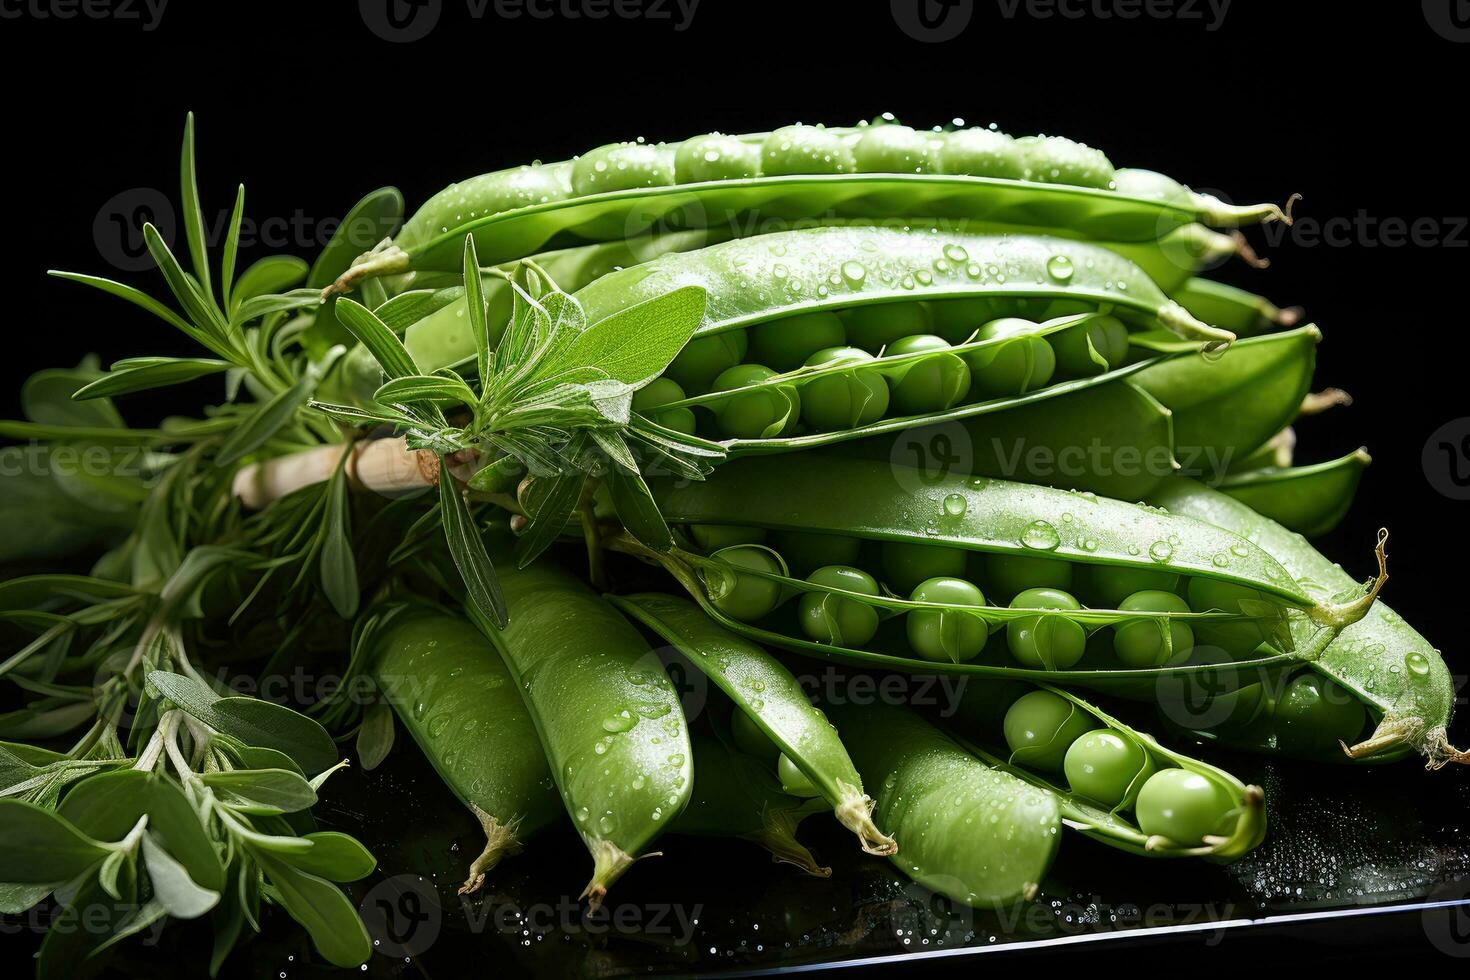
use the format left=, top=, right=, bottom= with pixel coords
left=943, top=683, right=1265, bottom=859
left=1216, top=449, right=1371, bottom=537
left=825, top=699, right=1060, bottom=909
left=1146, top=477, right=1465, bottom=767
left=608, top=591, right=897, bottom=855
left=369, top=607, right=560, bottom=894
left=672, top=733, right=830, bottom=877
left=479, top=546, right=694, bottom=905
left=1173, top=277, right=1301, bottom=337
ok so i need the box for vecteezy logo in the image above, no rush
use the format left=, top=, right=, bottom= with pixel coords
left=93, top=187, right=175, bottom=273
left=1424, top=0, right=1470, bottom=41
left=1423, top=880, right=1470, bottom=956
left=360, top=0, right=442, bottom=43
left=887, top=421, right=974, bottom=496
left=1422, top=417, right=1470, bottom=500
left=891, top=0, right=974, bottom=41
left=359, top=874, right=442, bottom=957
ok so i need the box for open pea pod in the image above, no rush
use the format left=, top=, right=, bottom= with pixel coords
left=1147, top=478, right=1465, bottom=768
left=942, top=682, right=1265, bottom=860
left=608, top=591, right=896, bottom=856
left=475, top=545, right=694, bottom=905
left=1216, top=449, right=1371, bottom=537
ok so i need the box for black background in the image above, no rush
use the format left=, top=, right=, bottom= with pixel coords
left=2, top=0, right=1468, bottom=973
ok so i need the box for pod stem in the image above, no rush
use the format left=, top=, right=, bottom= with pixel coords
left=834, top=780, right=898, bottom=857
left=1310, top=528, right=1389, bottom=630
left=1159, top=301, right=1236, bottom=353
left=458, top=806, right=522, bottom=896
left=1230, top=231, right=1270, bottom=270
left=579, top=839, right=654, bottom=912
left=1197, top=192, right=1299, bottom=228
left=1345, top=720, right=1470, bottom=769
left=319, top=241, right=411, bottom=301
left=754, top=808, right=832, bottom=878
left=1299, top=388, right=1353, bottom=416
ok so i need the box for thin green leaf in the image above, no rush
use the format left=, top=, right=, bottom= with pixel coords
left=307, top=187, right=405, bottom=289
left=180, top=113, right=214, bottom=303
left=231, top=289, right=321, bottom=325
left=374, top=374, right=478, bottom=409
left=255, top=854, right=371, bottom=969
left=200, top=768, right=317, bottom=813
left=320, top=457, right=359, bottom=618
left=463, top=235, right=492, bottom=385
left=375, top=286, right=461, bottom=333
left=531, top=285, right=706, bottom=387
left=221, top=184, right=246, bottom=310
left=215, top=372, right=315, bottom=466
left=604, top=465, right=673, bottom=554
left=144, top=223, right=230, bottom=341
left=290, top=832, right=377, bottom=883
left=334, top=298, right=419, bottom=380
left=232, top=255, right=309, bottom=309
left=47, top=270, right=214, bottom=351
left=0, top=800, right=108, bottom=882
left=74, top=357, right=232, bottom=400
left=307, top=400, right=416, bottom=430
left=438, top=468, right=508, bottom=629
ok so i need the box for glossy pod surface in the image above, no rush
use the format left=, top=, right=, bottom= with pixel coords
left=1216, top=449, right=1370, bottom=538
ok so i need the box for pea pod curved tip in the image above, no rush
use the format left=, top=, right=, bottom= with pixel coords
left=579, top=840, right=657, bottom=911
left=757, top=810, right=834, bottom=877
left=457, top=806, right=524, bottom=896
left=1299, top=387, right=1353, bottom=416
left=1230, top=230, right=1270, bottom=270
left=1342, top=721, right=1469, bottom=770
left=833, top=781, right=899, bottom=857
left=1308, top=527, right=1389, bottom=631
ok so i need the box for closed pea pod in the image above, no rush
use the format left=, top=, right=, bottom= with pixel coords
left=1214, top=448, right=1371, bottom=538
left=369, top=607, right=560, bottom=894
left=1172, top=277, right=1302, bottom=337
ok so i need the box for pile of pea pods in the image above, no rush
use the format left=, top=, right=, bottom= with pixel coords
left=345, top=120, right=1464, bottom=911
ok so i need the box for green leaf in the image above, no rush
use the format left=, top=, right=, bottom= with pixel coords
left=142, top=833, right=219, bottom=918
left=307, top=400, right=416, bottom=429
left=220, top=184, right=246, bottom=310
left=148, top=775, right=227, bottom=891
left=604, top=465, right=673, bottom=554
left=47, top=270, right=199, bottom=340
left=37, top=874, right=134, bottom=978
left=463, top=235, right=493, bottom=385
left=0, top=881, right=55, bottom=914
left=74, top=357, right=232, bottom=400
left=232, top=255, right=309, bottom=308
left=231, top=289, right=321, bottom=324
left=57, top=769, right=150, bottom=842
left=321, top=461, right=360, bottom=618
left=200, top=768, right=317, bottom=813
left=0, top=800, right=108, bottom=882
left=334, top=298, right=419, bottom=380
left=22, top=365, right=124, bottom=427
left=256, top=853, right=372, bottom=968
left=290, top=832, right=377, bottom=882
left=356, top=700, right=394, bottom=772
left=438, top=468, right=508, bottom=629
left=180, top=112, right=214, bottom=304
left=531, top=285, right=705, bottom=387
left=374, top=373, right=478, bottom=409
left=144, top=223, right=230, bottom=344
left=375, top=286, right=461, bottom=332
left=307, top=187, right=405, bottom=289
left=214, top=372, right=314, bottom=466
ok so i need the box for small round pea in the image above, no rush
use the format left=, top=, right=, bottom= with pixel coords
left=631, top=377, right=696, bottom=435
left=1002, top=690, right=1094, bottom=772
left=708, top=545, right=785, bottom=623
left=853, top=124, right=935, bottom=174
left=842, top=303, right=933, bottom=352
left=798, top=565, right=880, bottom=647
left=690, top=524, right=767, bottom=552
left=907, top=577, right=989, bottom=663
left=940, top=128, right=1026, bottom=180
left=981, top=553, right=1073, bottom=601
left=1018, top=135, right=1116, bottom=189
left=1156, top=646, right=1268, bottom=732
left=965, top=318, right=1057, bottom=397
left=926, top=298, right=998, bottom=344
left=885, top=335, right=972, bottom=416
left=1049, top=315, right=1130, bottom=378
left=770, top=530, right=862, bottom=578
left=665, top=330, right=748, bottom=394
left=711, top=364, right=797, bottom=439
left=1006, top=588, right=1087, bottom=670
left=1077, top=563, right=1180, bottom=609
left=572, top=142, right=674, bottom=196
left=1064, top=730, right=1156, bottom=810
left=1273, top=671, right=1369, bottom=756
left=750, top=312, right=846, bottom=372
left=1187, top=577, right=1273, bottom=658
left=674, top=134, right=761, bottom=183
left=1113, top=590, right=1194, bottom=669
left=800, top=347, right=890, bottom=431
left=761, top=125, right=853, bottom=176
left=882, top=541, right=967, bottom=597
left=1135, top=769, right=1235, bottom=845
left=730, top=707, right=778, bottom=763
left=777, top=753, right=821, bottom=797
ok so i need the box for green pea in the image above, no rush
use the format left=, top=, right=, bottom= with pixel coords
left=572, top=142, right=674, bottom=196
left=1113, top=590, right=1194, bottom=668
left=906, top=577, right=989, bottom=663
left=770, top=530, right=862, bottom=578
left=709, top=545, right=785, bottom=622
left=964, top=318, right=1057, bottom=397
left=761, top=125, right=853, bottom=176
left=939, top=128, right=1026, bottom=180
left=1134, top=769, right=1235, bottom=845
left=665, top=329, right=748, bottom=394
left=749, top=311, right=846, bottom=372
left=1002, top=690, right=1094, bottom=772
left=1018, top=135, right=1116, bottom=189
left=800, top=347, right=890, bottom=431
left=777, top=753, right=822, bottom=797
left=926, top=298, right=1000, bottom=344
left=881, top=541, right=968, bottom=597
left=1186, top=577, right=1273, bottom=658
left=842, top=302, right=933, bottom=352
left=798, top=565, right=880, bottom=647
left=674, top=134, right=760, bottom=183
left=1006, top=588, right=1087, bottom=670
left=1155, top=645, right=1267, bottom=732
left=1273, top=672, right=1368, bottom=756
left=885, top=335, right=971, bottom=415
left=981, top=553, right=1074, bottom=601
left=711, top=364, right=797, bottom=439
left=631, top=377, right=695, bottom=435
left=852, top=124, right=935, bottom=174
left=1076, top=563, right=1180, bottom=609
left=1063, top=730, right=1156, bottom=810
left=1049, top=315, right=1130, bottom=378
left=730, top=706, right=779, bottom=764
left=690, top=524, right=767, bottom=552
